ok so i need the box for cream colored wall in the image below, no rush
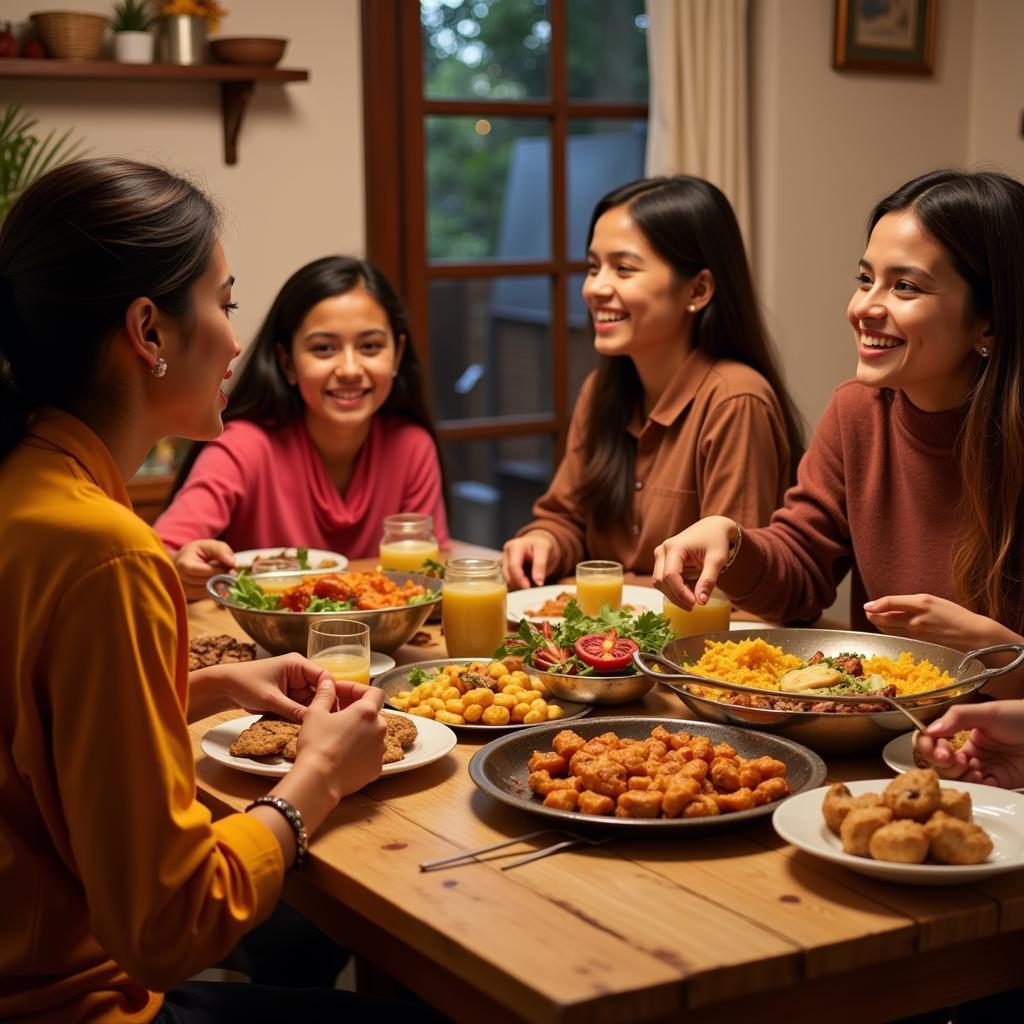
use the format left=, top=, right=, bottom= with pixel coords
left=967, top=0, right=1024, bottom=176
left=3, top=0, right=366, bottom=349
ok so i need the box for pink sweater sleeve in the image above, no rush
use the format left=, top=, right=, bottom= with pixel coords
left=153, top=433, right=250, bottom=551
left=721, top=392, right=854, bottom=623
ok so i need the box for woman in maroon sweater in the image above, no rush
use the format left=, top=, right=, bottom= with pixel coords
left=652, top=169, right=1024, bottom=690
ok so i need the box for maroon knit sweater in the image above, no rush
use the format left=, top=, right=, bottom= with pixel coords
left=723, top=380, right=967, bottom=632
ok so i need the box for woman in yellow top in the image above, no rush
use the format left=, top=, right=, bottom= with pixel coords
left=0, top=160, right=436, bottom=1022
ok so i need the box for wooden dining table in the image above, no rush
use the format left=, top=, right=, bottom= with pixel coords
left=186, top=548, right=1024, bottom=1024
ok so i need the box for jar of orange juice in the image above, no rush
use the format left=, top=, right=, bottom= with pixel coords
left=379, top=513, right=440, bottom=573
left=442, top=558, right=507, bottom=658
left=663, top=588, right=732, bottom=637
left=575, top=560, right=623, bottom=616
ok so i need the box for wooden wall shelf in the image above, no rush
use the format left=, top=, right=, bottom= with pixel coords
left=0, top=58, right=310, bottom=165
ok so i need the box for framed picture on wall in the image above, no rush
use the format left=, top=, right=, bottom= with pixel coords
left=833, top=0, right=937, bottom=74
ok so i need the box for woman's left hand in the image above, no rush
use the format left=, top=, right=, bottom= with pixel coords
left=863, top=593, right=1001, bottom=652
left=210, top=653, right=331, bottom=722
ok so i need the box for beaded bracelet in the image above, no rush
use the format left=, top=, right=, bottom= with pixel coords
left=246, top=795, right=308, bottom=869
left=723, top=521, right=743, bottom=571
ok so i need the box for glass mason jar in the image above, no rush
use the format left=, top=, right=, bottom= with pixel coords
left=378, top=513, right=440, bottom=573
left=442, top=557, right=507, bottom=658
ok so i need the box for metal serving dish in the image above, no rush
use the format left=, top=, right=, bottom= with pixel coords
left=530, top=660, right=656, bottom=706
left=636, top=628, right=1024, bottom=757
left=469, top=716, right=826, bottom=832
left=207, top=570, right=442, bottom=655
left=375, top=658, right=592, bottom=732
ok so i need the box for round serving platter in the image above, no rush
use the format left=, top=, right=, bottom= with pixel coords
left=468, top=716, right=826, bottom=832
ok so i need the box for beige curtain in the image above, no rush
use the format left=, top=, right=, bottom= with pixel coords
left=645, top=0, right=751, bottom=242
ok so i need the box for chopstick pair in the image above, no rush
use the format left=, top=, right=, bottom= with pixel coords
left=420, top=829, right=609, bottom=872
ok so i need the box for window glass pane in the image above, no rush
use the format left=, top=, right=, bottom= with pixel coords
left=566, top=118, right=647, bottom=259
left=567, top=273, right=598, bottom=409
left=429, top=276, right=553, bottom=421
left=567, top=0, right=649, bottom=102
left=427, top=116, right=550, bottom=261
left=444, top=436, right=554, bottom=549
left=422, top=0, right=550, bottom=100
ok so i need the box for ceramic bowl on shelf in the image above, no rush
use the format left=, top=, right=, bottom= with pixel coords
left=209, top=36, right=288, bottom=67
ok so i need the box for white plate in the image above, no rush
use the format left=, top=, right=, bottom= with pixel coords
left=772, top=779, right=1024, bottom=884
left=201, top=711, right=456, bottom=778
left=882, top=731, right=917, bottom=775
left=369, top=652, right=396, bottom=677
left=233, top=548, right=348, bottom=575
left=505, top=584, right=764, bottom=631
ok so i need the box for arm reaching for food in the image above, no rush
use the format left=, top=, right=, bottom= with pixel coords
left=172, top=538, right=236, bottom=601
left=652, top=515, right=738, bottom=609
left=915, top=701, right=1024, bottom=790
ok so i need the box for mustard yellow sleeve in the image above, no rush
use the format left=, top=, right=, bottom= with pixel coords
left=41, top=551, right=283, bottom=991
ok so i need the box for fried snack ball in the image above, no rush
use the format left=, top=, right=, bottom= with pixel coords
left=628, top=775, right=654, bottom=792
left=528, top=750, right=568, bottom=775
left=616, top=790, right=664, bottom=818
left=686, top=737, right=714, bottom=763
left=753, top=777, right=790, bottom=805
left=869, top=819, right=930, bottom=864
left=579, top=758, right=628, bottom=798
left=840, top=806, right=894, bottom=857
left=543, top=789, right=579, bottom=811
left=710, top=757, right=741, bottom=793
left=682, top=795, right=721, bottom=818
left=924, top=811, right=993, bottom=865
left=884, top=769, right=941, bottom=821
left=822, top=784, right=885, bottom=834
left=482, top=705, right=511, bottom=726
left=577, top=791, right=615, bottom=816
left=939, top=788, right=972, bottom=823
left=662, top=778, right=702, bottom=818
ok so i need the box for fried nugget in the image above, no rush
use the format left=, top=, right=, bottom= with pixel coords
left=840, top=805, right=894, bottom=857
left=939, top=787, right=972, bottom=822
left=869, top=819, right=929, bottom=864
left=615, top=790, right=663, bottom=818
left=383, top=713, right=418, bottom=750
left=884, top=769, right=941, bottom=821
left=924, top=811, right=993, bottom=865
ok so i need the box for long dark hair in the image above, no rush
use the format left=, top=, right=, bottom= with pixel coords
left=868, top=169, right=1024, bottom=625
left=0, top=157, right=219, bottom=460
left=576, top=175, right=805, bottom=530
left=173, top=256, right=445, bottom=496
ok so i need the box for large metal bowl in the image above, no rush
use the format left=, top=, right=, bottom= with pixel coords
left=648, top=628, right=1020, bottom=756
left=207, top=570, right=442, bottom=655
left=530, top=658, right=656, bottom=705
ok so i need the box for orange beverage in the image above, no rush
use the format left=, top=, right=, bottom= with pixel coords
left=379, top=513, right=439, bottom=573
left=442, top=558, right=507, bottom=658
left=575, top=560, right=623, bottom=616
left=663, top=591, right=731, bottom=638
left=310, top=646, right=371, bottom=685
left=379, top=538, right=441, bottom=573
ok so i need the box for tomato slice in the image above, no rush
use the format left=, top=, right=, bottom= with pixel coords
left=574, top=629, right=639, bottom=673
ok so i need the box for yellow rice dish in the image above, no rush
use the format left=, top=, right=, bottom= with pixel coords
left=688, top=638, right=954, bottom=701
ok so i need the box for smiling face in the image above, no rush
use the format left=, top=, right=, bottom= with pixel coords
left=849, top=210, right=989, bottom=411
left=278, top=283, right=403, bottom=441
left=159, top=241, right=241, bottom=439
left=582, top=204, right=693, bottom=361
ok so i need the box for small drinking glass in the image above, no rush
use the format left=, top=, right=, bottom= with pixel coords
left=379, top=513, right=440, bottom=573
left=663, top=588, right=732, bottom=638
left=574, top=560, right=623, bottom=616
left=307, top=619, right=371, bottom=685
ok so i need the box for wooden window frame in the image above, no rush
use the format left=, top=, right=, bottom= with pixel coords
left=362, top=0, right=647, bottom=457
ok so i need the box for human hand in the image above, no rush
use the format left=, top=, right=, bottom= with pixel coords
left=863, top=593, right=997, bottom=652
left=173, top=539, right=235, bottom=601
left=215, top=652, right=330, bottom=722
left=652, top=516, right=736, bottom=610
left=295, top=678, right=387, bottom=799
left=503, top=532, right=555, bottom=588
left=916, top=700, right=1024, bottom=789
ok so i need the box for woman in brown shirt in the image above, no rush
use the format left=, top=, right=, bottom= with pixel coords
left=504, top=175, right=804, bottom=587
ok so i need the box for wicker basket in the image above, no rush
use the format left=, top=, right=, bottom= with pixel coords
left=31, top=11, right=107, bottom=60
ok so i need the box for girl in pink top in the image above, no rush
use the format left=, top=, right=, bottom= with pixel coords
left=652, top=169, right=1024, bottom=693
left=156, top=257, right=449, bottom=598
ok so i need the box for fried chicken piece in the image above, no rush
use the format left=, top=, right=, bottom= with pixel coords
left=615, top=790, right=664, bottom=818
left=682, top=795, right=721, bottom=818
left=753, top=776, right=790, bottom=805
left=840, top=806, right=894, bottom=857
left=383, top=737, right=406, bottom=765
left=687, top=737, right=714, bottom=763
left=528, top=750, right=569, bottom=775
left=542, top=789, right=579, bottom=811
left=383, top=713, right=417, bottom=750
left=662, top=778, right=702, bottom=818
left=608, top=746, right=648, bottom=776
left=577, top=791, right=615, bottom=816
left=283, top=736, right=298, bottom=761
left=924, top=811, right=993, bottom=865
left=822, top=784, right=885, bottom=834
left=869, top=819, right=929, bottom=863
left=528, top=770, right=578, bottom=797
left=712, top=742, right=737, bottom=760
left=714, top=788, right=756, bottom=813
left=627, top=775, right=654, bottom=791
left=579, top=758, right=628, bottom=798
left=229, top=719, right=298, bottom=758
left=551, top=729, right=586, bottom=759
left=710, top=757, right=741, bottom=792
left=884, top=769, right=941, bottom=821
left=939, top=788, right=972, bottom=823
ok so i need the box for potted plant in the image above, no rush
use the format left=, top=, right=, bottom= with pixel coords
left=110, top=0, right=156, bottom=63
left=0, top=102, right=87, bottom=223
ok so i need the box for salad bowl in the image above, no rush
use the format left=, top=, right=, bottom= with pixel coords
left=207, top=570, right=441, bottom=655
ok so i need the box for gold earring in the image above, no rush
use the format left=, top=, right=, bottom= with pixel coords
left=688, top=304, right=697, bottom=313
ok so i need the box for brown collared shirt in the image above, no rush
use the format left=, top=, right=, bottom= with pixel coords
left=516, top=347, right=792, bottom=579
